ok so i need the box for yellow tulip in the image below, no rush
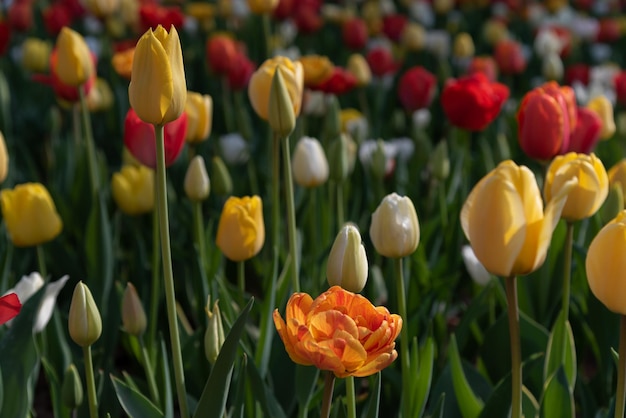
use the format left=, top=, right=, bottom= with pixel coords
left=453, top=32, right=475, bottom=59
left=247, top=0, right=278, bottom=14
left=461, top=160, right=575, bottom=277
left=216, top=196, right=265, bottom=261
left=586, top=210, right=626, bottom=314
left=0, top=183, right=63, bottom=247
left=544, top=152, right=608, bottom=221
left=84, top=0, right=120, bottom=17
left=346, top=54, right=372, bottom=87
left=185, top=92, right=213, bottom=143
left=248, top=56, right=304, bottom=121
left=111, top=165, right=154, bottom=215
left=22, top=38, right=52, bottom=73
left=587, top=95, right=616, bottom=139
left=184, top=155, right=210, bottom=201
left=128, top=25, right=187, bottom=125
left=298, top=55, right=334, bottom=87
left=54, top=27, right=94, bottom=87
left=609, top=159, right=626, bottom=207
left=401, top=22, right=426, bottom=51
left=0, top=131, right=8, bottom=184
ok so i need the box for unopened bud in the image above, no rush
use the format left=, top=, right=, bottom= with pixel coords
left=68, top=282, right=102, bottom=347
left=431, top=140, right=450, bottom=180
left=370, top=140, right=387, bottom=179
left=328, top=134, right=349, bottom=182
left=185, top=155, right=211, bottom=201
left=62, top=364, right=83, bottom=409
left=268, top=66, right=296, bottom=137
left=121, top=282, right=147, bottom=337
left=327, top=224, right=368, bottom=293
left=204, top=299, right=225, bottom=364
left=211, top=156, right=233, bottom=196
left=292, top=137, right=329, bottom=188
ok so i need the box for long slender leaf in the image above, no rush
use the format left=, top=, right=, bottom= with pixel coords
left=413, top=336, right=435, bottom=417
left=111, top=375, right=163, bottom=418
left=544, top=311, right=577, bottom=391
left=364, top=372, right=381, bottom=418
left=541, top=368, right=574, bottom=418
left=448, top=334, right=484, bottom=418
left=295, top=365, right=319, bottom=414
left=157, top=337, right=173, bottom=418
left=232, top=354, right=248, bottom=418
left=246, top=358, right=288, bottom=418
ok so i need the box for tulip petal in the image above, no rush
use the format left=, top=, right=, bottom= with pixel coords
left=352, top=351, right=398, bottom=377
left=272, top=309, right=313, bottom=366
left=0, top=293, right=21, bottom=325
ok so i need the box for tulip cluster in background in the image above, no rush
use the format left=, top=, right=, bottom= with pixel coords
left=2, top=0, right=626, bottom=417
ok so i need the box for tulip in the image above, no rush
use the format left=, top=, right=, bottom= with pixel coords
left=22, top=38, right=52, bottom=73
left=342, top=18, right=368, bottom=50
left=370, top=193, right=420, bottom=258
left=586, top=210, right=626, bottom=314
left=0, top=131, right=8, bottom=184
left=292, top=137, right=329, bottom=188
left=401, top=22, right=426, bottom=51
left=587, top=95, right=616, bottom=140
left=327, top=224, right=368, bottom=293
left=61, top=364, right=83, bottom=409
left=84, top=0, right=120, bottom=17
left=467, top=56, right=498, bottom=82
left=615, top=71, right=626, bottom=107
left=0, top=293, right=21, bottom=325
left=298, top=55, right=334, bottom=87
left=365, top=47, right=397, bottom=77
left=346, top=54, right=371, bottom=87
left=544, top=152, right=608, bottom=222
left=542, top=53, right=564, bottom=81
left=0, top=183, right=63, bottom=247
left=206, top=34, right=238, bottom=75
left=247, top=0, right=278, bottom=14
left=185, top=92, right=213, bottom=143
left=184, top=155, right=210, bottom=201
left=111, top=165, right=154, bottom=215
left=397, top=66, right=437, bottom=113
left=204, top=299, right=225, bottom=364
left=453, top=32, right=475, bottom=59
left=517, top=88, right=566, bottom=160
left=121, top=283, right=147, bottom=336
left=567, top=108, right=602, bottom=154
left=216, top=196, right=265, bottom=261
left=53, top=27, right=95, bottom=87
left=461, top=160, right=575, bottom=277
left=248, top=56, right=304, bottom=121
left=268, top=66, right=296, bottom=136
left=68, top=282, right=102, bottom=347
left=211, top=156, right=233, bottom=196
left=273, top=286, right=402, bottom=377
left=494, top=39, right=527, bottom=75
left=312, top=67, right=357, bottom=96
left=128, top=25, right=186, bottom=125
left=111, top=47, right=134, bottom=80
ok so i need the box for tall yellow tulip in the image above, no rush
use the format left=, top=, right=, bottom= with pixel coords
left=461, top=160, right=575, bottom=277
left=54, top=27, right=94, bottom=87
left=128, top=25, right=187, bottom=125
left=544, top=152, right=608, bottom=221
left=216, top=196, right=265, bottom=261
left=248, top=56, right=303, bottom=121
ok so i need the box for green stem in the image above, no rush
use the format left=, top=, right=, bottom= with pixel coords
left=147, top=207, right=160, bottom=358
left=193, top=200, right=209, bottom=300
left=154, top=124, right=189, bottom=418
left=505, top=275, right=521, bottom=418
left=139, top=336, right=160, bottom=407
left=615, top=315, right=626, bottom=418
left=320, top=371, right=336, bottom=418
left=261, top=13, right=272, bottom=61
left=238, top=261, right=245, bottom=296
left=394, top=257, right=411, bottom=418
left=562, top=222, right=574, bottom=318
left=221, top=77, right=235, bottom=133
left=78, top=87, right=99, bottom=196
left=345, top=376, right=356, bottom=418
left=83, top=345, right=98, bottom=418
left=336, top=182, right=344, bottom=227
left=36, top=245, right=47, bottom=278
left=281, top=135, right=300, bottom=293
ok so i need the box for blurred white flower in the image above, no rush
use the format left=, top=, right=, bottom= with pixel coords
left=590, top=44, right=613, bottom=64
left=389, top=138, right=415, bottom=161
left=542, top=53, right=564, bottom=81
left=534, top=28, right=564, bottom=58
left=219, top=133, right=249, bottom=165
left=425, top=31, right=451, bottom=60
left=409, top=1, right=434, bottom=28
left=570, top=16, right=599, bottom=41
left=359, top=139, right=396, bottom=175
left=345, top=115, right=369, bottom=143
left=412, top=109, right=431, bottom=129
left=278, top=21, right=298, bottom=45
left=302, top=90, right=328, bottom=117
left=461, top=246, right=491, bottom=286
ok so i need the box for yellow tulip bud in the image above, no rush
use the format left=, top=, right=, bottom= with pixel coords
left=247, top=0, right=278, bottom=14
left=54, top=27, right=95, bottom=87
left=292, top=137, right=329, bottom=188
left=216, top=196, right=265, bottom=261
left=22, top=38, right=52, bottom=73
left=461, top=160, right=575, bottom=277
left=185, top=92, right=213, bottom=143
left=453, top=32, right=475, bottom=59
left=482, top=19, right=509, bottom=46
left=268, top=66, right=296, bottom=137
left=0, top=131, right=8, bottom=184
left=0, top=183, right=63, bottom=247
left=121, top=282, right=147, bottom=337
left=401, top=22, right=426, bottom=51
left=327, top=223, right=368, bottom=293
left=184, top=155, right=210, bottom=201
left=370, top=193, right=420, bottom=258
left=587, top=95, right=616, bottom=140
left=586, top=210, right=626, bottom=314
left=111, top=165, right=154, bottom=215
left=204, top=299, right=225, bottom=364
left=544, top=152, right=608, bottom=222
left=346, top=54, right=372, bottom=87
left=68, top=282, right=102, bottom=347
left=129, top=25, right=187, bottom=125
left=62, top=364, right=83, bottom=409
left=542, top=53, right=564, bottom=82
left=248, top=56, right=304, bottom=121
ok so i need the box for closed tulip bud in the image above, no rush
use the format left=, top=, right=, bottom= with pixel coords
left=185, top=92, right=213, bottom=143
left=0, top=183, right=63, bottom=247
left=0, top=131, right=8, bottom=184
left=544, top=152, right=608, bottom=222
left=587, top=95, right=616, bottom=140
left=346, top=54, right=371, bottom=87
left=22, top=38, right=52, bottom=73
left=431, top=140, right=450, bottom=180
left=600, top=183, right=624, bottom=225
left=268, top=66, right=296, bottom=137
left=111, top=165, right=154, bottom=215
left=61, top=364, right=83, bottom=409
left=298, top=55, right=334, bottom=87
left=586, top=210, right=626, bottom=314
left=249, top=56, right=304, bottom=121
left=216, top=196, right=265, bottom=261
left=542, top=53, right=564, bottom=81
left=247, top=0, right=278, bottom=14
left=184, top=155, right=210, bottom=201
left=401, top=22, right=426, bottom=51
left=121, top=283, right=146, bottom=337
left=53, top=27, right=94, bottom=87
left=370, top=193, right=420, bottom=258
left=324, top=95, right=342, bottom=142
left=453, top=32, right=475, bottom=59
left=327, top=223, right=368, bottom=293
left=328, top=134, right=349, bottom=182
left=370, top=140, right=387, bottom=180
left=482, top=19, right=508, bottom=46
left=87, top=78, right=114, bottom=112
left=129, top=25, right=187, bottom=125
left=211, top=156, right=233, bottom=196
left=204, top=299, right=225, bottom=364
left=68, top=282, right=102, bottom=347
left=292, top=137, right=329, bottom=188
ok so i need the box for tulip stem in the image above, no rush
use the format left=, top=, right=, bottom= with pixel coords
left=394, top=257, right=411, bottom=418
left=346, top=376, right=357, bottom=418
left=238, top=261, right=245, bottom=296
left=139, top=336, right=160, bottom=407
left=148, top=207, right=161, bottom=359
left=615, top=315, right=626, bottom=418
left=83, top=345, right=98, bottom=418
left=78, top=87, right=100, bottom=196
left=321, top=371, right=336, bottom=418
left=36, top=245, right=47, bottom=278
left=282, top=135, right=300, bottom=292
left=562, top=222, right=574, bottom=318
left=336, top=182, right=345, bottom=228
left=505, top=275, right=522, bottom=418
left=154, top=124, right=189, bottom=418
left=193, top=200, right=209, bottom=313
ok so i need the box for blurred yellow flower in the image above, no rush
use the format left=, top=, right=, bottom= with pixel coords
left=216, top=196, right=265, bottom=261
left=609, top=159, right=626, bottom=207
left=84, top=0, right=120, bottom=17
left=346, top=54, right=371, bottom=87
left=0, top=131, right=8, bottom=184
left=247, top=0, right=278, bottom=14
left=112, top=47, right=134, bottom=80
left=185, top=92, right=213, bottom=143
left=111, top=165, right=154, bottom=215
left=53, top=27, right=94, bottom=87
left=248, top=56, right=303, bottom=121
left=298, top=55, right=334, bottom=87
left=22, top=38, right=52, bottom=73
left=587, top=95, right=616, bottom=139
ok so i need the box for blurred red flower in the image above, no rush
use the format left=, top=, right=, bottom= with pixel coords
left=8, top=0, right=34, bottom=32
left=494, top=39, right=526, bottom=75
left=366, top=47, right=397, bottom=77
left=565, top=63, right=590, bottom=86
left=139, top=4, right=184, bottom=32
left=466, top=56, right=498, bottom=82
left=343, top=18, right=368, bottom=50
left=567, top=107, right=602, bottom=154
left=228, top=52, right=255, bottom=90
left=0, top=21, right=9, bottom=56
left=398, top=66, right=437, bottom=112
left=313, top=67, right=357, bottom=95
left=614, top=71, right=626, bottom=106
left=382, top=14, right=407, bottom=43
left=206, top=34, right=239, bottom=75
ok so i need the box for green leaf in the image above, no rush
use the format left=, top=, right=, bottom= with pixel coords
left=544, top=311, right=577, bottom=391
left=85, top=191, right=114, bottom=310
left=246, top=356, right=288, bottom=418
left=111, top=375, right=163, bottom=418
left=232, top=355, right=248, bottom=418
left=413, top=336, right=435, bottom=417
left=448, top=334, right=484, bottom=418
left=541, top=368, right=574, bottom=418
left=193, top=298, right=254, bottom=418
left=611, top=347, right=619, bottom=369
left=428, top=393, right=446, bottom=418
left=157, top=338, right=174, bottom=418
left=522, top=386, right=540, bottom=418
left=295, top=365, right=319, bottom=413
left=364, top=372, right=381, bottom=418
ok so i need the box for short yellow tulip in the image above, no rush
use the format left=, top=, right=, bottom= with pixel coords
left=248, top=56, right=303, bottom=121
left=346, top=54, right=372, bottom=87
left=185, top=92, right=213, bottom=143
left=54, top=27, right=94, bottom=87
left=129, top=25, right=187, bottom=125
left=461, top=160, right=575, bottom=277
left=0, top=183, right=63, bottom=247
left=216, top=196, right=265, bottom=261
left=544, top=152, right=608, bottom=222
left=247, top=0, right=278, bottom=14
left=587, top=95, right=616, bottom=139
left=111, top=165, right=154, bottom=215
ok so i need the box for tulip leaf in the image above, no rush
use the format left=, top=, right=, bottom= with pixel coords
left=295, top=365, right=319, bottom=413
left=157, top=337, right=174, bottom=418
left=540, top=367, right=574, bottom=418
left=246, top=354, right=288, bottom=418
left=428, top=393, right=446, bottom=418
left=412, top=335, right=435, bottom=418
left=193, top=297, right=254, bottom=418
left=232, top=355, right=248, bottom=418
left=364, top=371, right=381, bottom=418
left=111, top=375, right=164, bottom=418
left=85, top=191, right=114, bottom=311
left=544, top=311, right=577, bottom=391
left=448, top=334, right=484, bottom=418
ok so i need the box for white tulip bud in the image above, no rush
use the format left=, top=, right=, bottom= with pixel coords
left=327, top=224, right=368, bottom=293
left=292, top=136, right=329, bottom=188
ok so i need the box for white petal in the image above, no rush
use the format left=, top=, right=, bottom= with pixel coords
left=34, top=275, right=70, bottom=333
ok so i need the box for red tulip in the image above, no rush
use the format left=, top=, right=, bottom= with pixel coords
left=366, top=47, right=397, bottom=77
left=342, top=18, right=368, bottom=50
left=494, top=39, right=527, bottom=75
left=441, top=73, right=509, bottom=132
left=567, top=107, right=602, bottom=154
left=517, top=90, right=565, bottom=160
left=227, top=52, right=255, bottom=90
left=0, top=293, right=21, bottom=325
left=139, top=4, right=184, bottom=32
left=398, top=66, right=437, bottom=112
left=8, top=0, right=34, bottom=32
left=43, top=3, right=73, bottom=36
left=466, top=56, right=498, bottom=82
left=124, top=108, right=188, bottom=169
left=273, top=0, right=295, bottom=20
left=313, top=67, right=357, bottom=95
left=615, top=71, right=626, bottom=107
left=565, top=63, right=590, bottom=86
left=596, top=19, right=620, bottom=43
left=382, top=14, right=407, bottom=43
left=206, top=34, right=239, bottom=75
left=294, top=2, right=322, bottom=34
left=0, top=21, right=9, bottom=56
